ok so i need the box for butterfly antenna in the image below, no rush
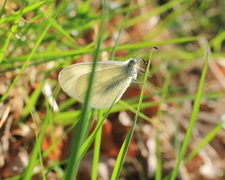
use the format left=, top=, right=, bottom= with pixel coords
left=134, top=47, right=158, bottom=58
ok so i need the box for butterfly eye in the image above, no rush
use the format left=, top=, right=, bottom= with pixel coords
left=128, top=58, right=137, bottom=66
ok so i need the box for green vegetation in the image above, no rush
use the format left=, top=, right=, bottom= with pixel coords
left=0, top=0, right=224, bottom=180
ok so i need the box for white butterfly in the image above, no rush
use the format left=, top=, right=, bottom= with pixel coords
left=58, top=58, right=141, bottom=109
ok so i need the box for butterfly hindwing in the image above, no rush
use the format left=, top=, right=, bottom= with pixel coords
left=59, top=63, right=93, bottom=100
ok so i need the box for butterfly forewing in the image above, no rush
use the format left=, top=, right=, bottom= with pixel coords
left=76, top=64, right=133, bottom=108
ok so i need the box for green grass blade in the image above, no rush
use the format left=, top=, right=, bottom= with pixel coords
left=184, top=121, right=224, bottom=164
left=22, top=82, right=44, bottom=119
left=170, top=49, right=209, bottom=180
left=0, top=0, right=53, bottom=25
left=110, top=1, right=133, bottom=59
left=63, top=0, right=107, bottom=179
left=77, top=107, right=112, bottom=160
left=0, top=19, right=53, bottom=102
left=21, top=107, right=49, bottom=179
left=110, top=48, right=155, bottom=180
left=91, top=110, right=103, bottom=180
left=155, top=71, right=172, bottom=180
left=0, top=9, right=23, bottom=64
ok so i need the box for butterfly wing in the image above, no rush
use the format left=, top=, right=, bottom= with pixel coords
left=59, top=63, right=93, bottom=100
left=59, top=61, right=135, bottom=108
